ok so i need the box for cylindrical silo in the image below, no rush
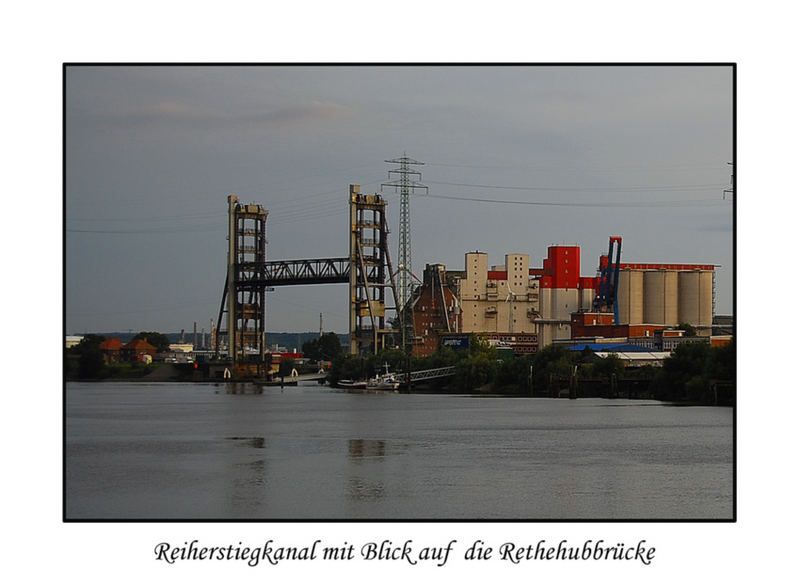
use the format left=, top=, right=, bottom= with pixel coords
left=644, top=270, right=678, bottom=325
left=618, top=268, right=644, bottom=324
left=699, top=271, right=713, bottom=326
left=679, top=271, right=700, bottom=325
left=665, top=271, right=678, bottom=325
left=679, top=270, right=714, bottom=326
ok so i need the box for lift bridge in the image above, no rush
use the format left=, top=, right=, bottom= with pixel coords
left=215, top=185, right=401, bottom=373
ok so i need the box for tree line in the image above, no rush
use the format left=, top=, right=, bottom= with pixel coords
left=65, top=332, right=170, bottom=379
left=67, top=329, right=734, bottom=405
left=325, top=335, right=735, bottom=405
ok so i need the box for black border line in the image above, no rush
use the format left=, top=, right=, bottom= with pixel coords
left=62, top=62, right=736, bottom=524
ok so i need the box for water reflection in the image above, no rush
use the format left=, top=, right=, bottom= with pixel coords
left=233, top=459, right=267, bottom=488
left=226, top=436, right=266, bottom=449
left=226, top=438, right=268, bottom=512
left=225, top=382, right=262, bottom=394
left=348, top=439, right=387, bottom=501
left=348, top=477, right=385, bottom=500
left=348, top=439, right=386, bottom=458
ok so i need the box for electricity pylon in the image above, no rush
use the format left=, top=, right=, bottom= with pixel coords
left=382, top=154, right=428, bottom=310
left=381, top=154, right=427, bottom=356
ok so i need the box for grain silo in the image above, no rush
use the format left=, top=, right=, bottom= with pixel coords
left=643, top=270, right=678, bottom=325
left=678, top=270, right=714, bottom=327
left=617, top=268, right=644, bottom=324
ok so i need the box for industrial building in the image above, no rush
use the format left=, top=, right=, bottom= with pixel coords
left=455, top=246, right=598, bottom=348
left=407, top=238, right=718, bottom=357
left=615, top=263, right=715, bottom=335
left=409, top=264, right=459, bottom=357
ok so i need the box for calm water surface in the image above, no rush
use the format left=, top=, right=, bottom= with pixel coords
left=65, top=381, right=733, bottom=520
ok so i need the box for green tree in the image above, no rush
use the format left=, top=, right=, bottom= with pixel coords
left=454, top=352, right=497, bottom=390
left=329, top=355, right=369, bottom=385
left=592, top=353, right=625, bottom=383
left=302, top=332, right=345, bottom=362
left=652, top=341, right=710, bottom=401
left=74, top=334, right=106, bottom=379
left=677, top=322, right=697, bottom=337
left=428, top=345, right=458, bottom=368
left=373, top=348, right=408, bottom=373
left=278, top=357, right=296, bottom=378
left=450, top=335, right=498, bottom=391
left=133, top=331, right=170, bottom=353
left=531, top=344, right=573, bottom=392
left=493, top=355, right=534, bottom=393
left=705, top=339, right=735, bottom=382
left=468, top=334, right=496, bottom=358
left=578, top=345, right=596, bottom=364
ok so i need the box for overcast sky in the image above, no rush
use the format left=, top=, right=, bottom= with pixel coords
left=65, top=65, right=733, bottom=335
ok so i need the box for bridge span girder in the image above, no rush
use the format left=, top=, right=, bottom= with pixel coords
left=237, top=258, right=351, bottom=287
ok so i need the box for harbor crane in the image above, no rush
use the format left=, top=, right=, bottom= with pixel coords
left=593, top=236, right=622, bottom=323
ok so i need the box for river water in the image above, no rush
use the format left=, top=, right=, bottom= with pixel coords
left=65, top=381, right=733, bottom=520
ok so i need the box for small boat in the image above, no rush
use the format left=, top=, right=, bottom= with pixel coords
left=336, top=379, right=368, bottom=390
left=367, top=364, right=400, bottom=392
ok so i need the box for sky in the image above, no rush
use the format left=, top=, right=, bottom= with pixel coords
left=65, top=65, right=733, bottom=335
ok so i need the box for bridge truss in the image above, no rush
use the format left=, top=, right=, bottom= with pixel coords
left=215, top=186, right=400, bottom=369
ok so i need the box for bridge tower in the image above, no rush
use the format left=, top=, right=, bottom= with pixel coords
left=215, top=195, right=268, bottom=373
left=349, top=185, right=399, bottom=356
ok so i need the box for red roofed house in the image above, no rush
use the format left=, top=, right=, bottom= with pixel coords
left=98, top=337, right=124, bottom=364
left=122, top=338, right=157, bottom=363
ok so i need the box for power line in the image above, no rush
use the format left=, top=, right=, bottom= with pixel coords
left=421, top=192, right=730, bottom=208
left=67, top=210, right=222, bottom=222
left=426, top=179, right=727, bottom=192
left=67, top=224, right=221, bottom=234
left=425, top=160, right=728, bottom=172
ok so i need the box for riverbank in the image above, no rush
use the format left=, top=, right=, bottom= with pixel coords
left=64, top=375, right=733, bottom=407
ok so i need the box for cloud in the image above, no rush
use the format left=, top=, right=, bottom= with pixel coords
left=82, top=99, right=356, bottom=138
left=246, top=100, right=354, bottom=126
left=152, top=101, right=212, bottom=116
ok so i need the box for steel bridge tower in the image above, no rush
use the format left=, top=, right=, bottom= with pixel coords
left=215, top=195, right=268, bottom=374
left=349, top=185, right=399, bottom=356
